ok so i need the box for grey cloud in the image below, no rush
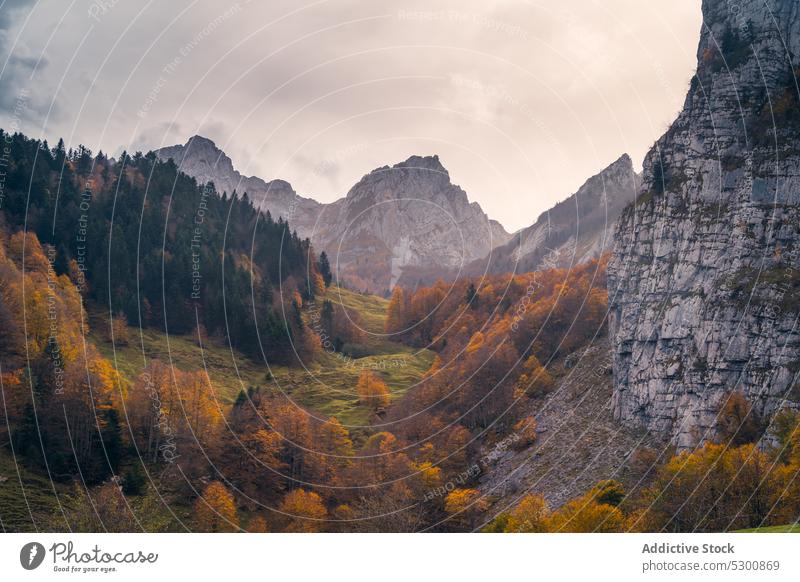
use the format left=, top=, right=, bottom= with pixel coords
left=0, top=0, right=701, bottom=231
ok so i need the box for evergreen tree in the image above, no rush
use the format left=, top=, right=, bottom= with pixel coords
left=318, top=251, right=332, bottom=287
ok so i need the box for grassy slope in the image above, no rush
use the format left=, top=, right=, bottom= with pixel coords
left=0, top=285, right=432, bottom=531
left=92, top=285, right=434, bottom=428
left=0, top=451, right=66, bottom=532
left=735, top=524, right=800, bottom=533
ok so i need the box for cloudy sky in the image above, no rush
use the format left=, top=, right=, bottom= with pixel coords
left=0, top=0, right=701, bottom=231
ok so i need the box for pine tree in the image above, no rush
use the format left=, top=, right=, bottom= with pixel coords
left=318, top=251, right=332, bottom=287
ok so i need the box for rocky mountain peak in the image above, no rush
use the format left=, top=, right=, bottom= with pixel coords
left=466, top=152, right=637, bottom=277
left=156, top=136, right=323, bottom=235
left=157, top=135, right=235, bottom=185
left=392, top=154, right=448, bottom=175
left=317, top=154, right=511, bottom=292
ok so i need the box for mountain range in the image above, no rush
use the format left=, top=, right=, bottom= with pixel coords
left=155, top=138, right=635, bottom=292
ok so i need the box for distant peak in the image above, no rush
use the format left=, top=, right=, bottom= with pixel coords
left=186, top=135, right=220, bottom=150
left=393, top=154, right=448, bottom=175
left=608, top=153, right=632, bottom=170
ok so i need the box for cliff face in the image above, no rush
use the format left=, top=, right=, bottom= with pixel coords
left=609, top=0, right=800, bottom=447
left=470, top=153, right=638, bottom=276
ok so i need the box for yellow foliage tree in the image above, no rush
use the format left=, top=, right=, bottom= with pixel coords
left=356, top=371, right=391, bottom=411
left=443, top=488, right=489, bottom=530
left=515, top=354, right=554, bottom=398
left=503, top=494, right=551, bottom=533
left=194, top=481, right=239, bottom=532
left=279, top=489, right=328, bottom=533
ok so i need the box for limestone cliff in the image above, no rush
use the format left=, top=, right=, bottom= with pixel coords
left=609, top=0, right=800, bottom=447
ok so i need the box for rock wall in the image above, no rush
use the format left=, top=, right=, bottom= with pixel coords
left=609, top=0, right=800, bottom=447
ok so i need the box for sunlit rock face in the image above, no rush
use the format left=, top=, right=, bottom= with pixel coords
left=609, top=0, right=800, bottom=447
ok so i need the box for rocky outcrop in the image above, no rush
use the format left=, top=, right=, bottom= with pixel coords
left=156, top=138, right=510, bottom=293
left=469, top=153, right=638, bottom=276
left=609, top=0, right=800, bottom=447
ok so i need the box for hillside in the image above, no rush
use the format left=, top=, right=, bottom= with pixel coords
left=477, top=337, right=660, bottom=515
left=91, top=284, right=435, bottom=431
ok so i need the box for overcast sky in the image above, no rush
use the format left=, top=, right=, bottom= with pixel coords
left=0, top=0, right=701, bottom=231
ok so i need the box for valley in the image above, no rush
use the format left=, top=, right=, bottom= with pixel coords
left=1, top=0, right=800, bottom=535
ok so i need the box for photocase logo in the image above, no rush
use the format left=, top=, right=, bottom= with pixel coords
left=20, top=542, right=46, bottom=570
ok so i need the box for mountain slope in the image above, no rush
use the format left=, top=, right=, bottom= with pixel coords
left=470, top=154, right=638, bottom=276
left=609, top=0, right=800, bottom=447
left=155, top=135, right=324, bottom=236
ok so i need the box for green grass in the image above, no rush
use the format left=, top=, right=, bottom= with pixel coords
left=735, top=524, right=800, bottom=533
left=285, top=345, right=434, bottom=427
left=93, top=324, right=266, bottom=405
left=91, top=285, right=434, bottom=429
left=0, top=451, right=67, bottom=532
left=324, top=285, right=389, bottom=335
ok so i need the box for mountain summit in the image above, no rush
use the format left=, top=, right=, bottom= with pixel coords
left=313, top=154, right=511, bottom=292
left=468, top=153, right=638, bottom=276
left=155, top=136, right=323, bottom=236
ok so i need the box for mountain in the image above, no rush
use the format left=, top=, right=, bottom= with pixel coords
left=468, top=153, right=638, bottom=275
left=156, top=139, right=511, bottom=293
left=609, top=0, right=800, bottom=447
left=313, top=155, right=511, bottom=293
left=155, top=135, right=324, bottom=236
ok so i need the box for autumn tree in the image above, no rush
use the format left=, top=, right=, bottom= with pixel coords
left=497, top=493, right=551, bottom=533
left=716, top=391, right=762, bottom=445
left=279, top=489, right=328, bottom=532
left=194, top=481, right=239, bottom=532
left=108, top=312, right=131, bottom=346
left=515, top=354, right=554, bottom=399
left=637, top=443, right=779, bottom=532
left=444, top=488, right=489, bottom=529
left=512, top=416, right=538, bottom=449
left=58, top=482, right=138, bottom=533
left=385, top=286, right=406, bottom=334
left=356, top=371, right=391, bottom=412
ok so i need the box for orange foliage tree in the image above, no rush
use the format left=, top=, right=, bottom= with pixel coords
left=356, top=371, right=391, bottom=412
left=279, top=489, right=328, bottom=532
left=194, top=481, right=239, bottom=532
